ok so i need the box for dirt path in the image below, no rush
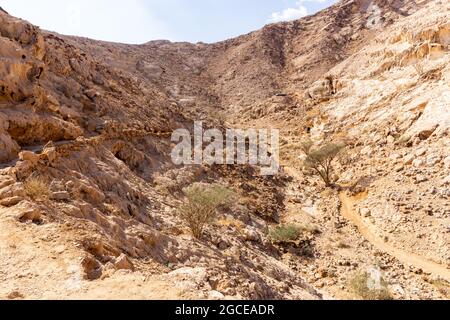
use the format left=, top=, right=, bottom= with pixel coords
left=339, top=192, right=450, bottom=281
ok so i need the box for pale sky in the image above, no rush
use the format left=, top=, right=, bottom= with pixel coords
left=0, top=0, right=337, bottom=44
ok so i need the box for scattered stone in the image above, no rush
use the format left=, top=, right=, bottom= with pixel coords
left=413, top=159, right=424, bottom=167
left=361, top=146, right=373, bottom=156
left=391, top=284, right=405, bottom=296
left=444, top=156, right=450, bottom=168
left=441, top=175, right=450, bottom=186
left=415, top=175, right=428, bottom=184
left=360, top=208, right=371, bottom=217
left=403, top=154, right=415, bottom=165
left=415, top=148, right=427, bottom=157
left=7, top=291, right=24, bottom=300
left=426, top=155, right=441, bottom=166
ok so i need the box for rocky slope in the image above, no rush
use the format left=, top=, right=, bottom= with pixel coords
left=0, top=0, right=449, bottom=300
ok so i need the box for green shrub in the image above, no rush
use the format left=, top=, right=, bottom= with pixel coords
left=179, top=183, right=234, bottom=239
left=269, top=224, right=302, bottom=243
left=350, top=270, right=393, bottom=300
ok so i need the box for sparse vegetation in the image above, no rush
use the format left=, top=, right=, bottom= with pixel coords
left=269, top=224, right=316, bottom=257
left=269, top=224, right=302, bottom=243
left=24, top=177, right=51, bottom=200
left=350, top=270, right=393, bottom=300
left=301, top=139, right=346, bottom=187
left=428, top=278, right=450, bottom=298
left=179, top=183, right=234, bottom=239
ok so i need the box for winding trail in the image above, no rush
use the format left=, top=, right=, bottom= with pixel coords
left=339, top=192, right=450, bottom=281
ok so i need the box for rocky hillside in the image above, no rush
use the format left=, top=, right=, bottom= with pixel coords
left=0, top=0, right=449, bottom=300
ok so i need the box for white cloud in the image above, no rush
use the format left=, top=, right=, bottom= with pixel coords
left=0, top=0, right=172, bottom=44
left=269, top=0, right=327, bottom=23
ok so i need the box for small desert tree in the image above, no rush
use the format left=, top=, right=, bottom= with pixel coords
left=179, top=183, right=234, bottom=239
left=301, top=139, right=346, bottom=187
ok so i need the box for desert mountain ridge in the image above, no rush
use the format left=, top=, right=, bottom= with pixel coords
left=0, top=0, right=449, bottom=300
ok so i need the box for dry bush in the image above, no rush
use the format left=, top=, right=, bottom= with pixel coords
left=301, top=139, right=346, bottom=187
left=24, top=177, right=51, bottom=200
left=179, top=183, right=234, bottom=239
left=350, top=270, right=393, bottom=300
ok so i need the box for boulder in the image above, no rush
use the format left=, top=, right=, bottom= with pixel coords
left=242, top=228, right=261, bottom=242
left=0, top=177, right=15, bottom=189
left=51, top=191, right=70, bottom=201
left=81, top=256, right=102, bottom=280
left=0, top=183, right=26, bottom=200
left=0, top=196, right=23, bottom=207
left=387, top=136, right=395, bottom=144
left=307, top=78, right=336, bottom=102
left=415, top=175, right=428, bottom=184
left=0, top=132, right=20, bottom=163
left=19, top=151, right=40, bottom=164
left=2, top=201, right=42, bottom=222
left=114, top=254, right=134, bottom=271
left=418, top=127, right=437, bottom=140
left=415, top=148, right=427, bottom=157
